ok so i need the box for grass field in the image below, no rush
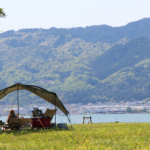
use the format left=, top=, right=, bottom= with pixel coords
left=0, top=123, right=150, bottom=150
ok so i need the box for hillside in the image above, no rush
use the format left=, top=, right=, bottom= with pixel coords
left=92, top=37, right=150, bottom=80
left=0, top=18, right=150, bottom=105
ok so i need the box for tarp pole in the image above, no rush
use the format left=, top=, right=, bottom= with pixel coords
left=17, top=84, right=19, bottom=130
left=55, top=95, right=56, bottom=128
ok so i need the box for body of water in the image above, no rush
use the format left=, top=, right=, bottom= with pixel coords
left=1, top=114, right=150, bottom=124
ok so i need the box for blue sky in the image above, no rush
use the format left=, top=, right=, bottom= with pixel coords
left=0, top=0, right=150, bottom=32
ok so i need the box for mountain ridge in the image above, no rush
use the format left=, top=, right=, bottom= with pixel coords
left=0, top=18, right=150, bottom=105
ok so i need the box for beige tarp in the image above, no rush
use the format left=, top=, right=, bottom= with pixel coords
left=0, top=83, right=69, bottom=116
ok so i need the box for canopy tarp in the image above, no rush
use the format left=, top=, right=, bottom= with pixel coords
left=0, top=83, right=69, bottom=116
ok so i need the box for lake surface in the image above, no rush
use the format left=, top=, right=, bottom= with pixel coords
left=1, top=114, right=150, bottom=124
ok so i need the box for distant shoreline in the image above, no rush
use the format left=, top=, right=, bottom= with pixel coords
left=0, top=112, right=150, bottom=117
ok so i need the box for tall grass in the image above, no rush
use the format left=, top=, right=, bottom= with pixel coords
left=0, top=123, right=150, bottom=150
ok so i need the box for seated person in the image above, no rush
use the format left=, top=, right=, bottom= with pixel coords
left=31, top=106, right=43, bottom=117
left=6, top=109, right=17, bottom=124
left=5, top=109, right=18, bottom=129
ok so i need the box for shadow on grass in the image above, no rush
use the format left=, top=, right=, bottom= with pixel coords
left=1, top=127, right=73, bottom=136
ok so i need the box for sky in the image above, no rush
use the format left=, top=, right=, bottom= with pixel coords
left=0, top=0, right=150, bottom=32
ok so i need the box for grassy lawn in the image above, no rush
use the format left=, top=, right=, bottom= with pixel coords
left=0, top=123, right=150, bottom=150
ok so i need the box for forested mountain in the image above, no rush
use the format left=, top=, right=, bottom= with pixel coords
left=92, top=37, right=150, bottom=80
left=0, top=18, right=150, bottom=105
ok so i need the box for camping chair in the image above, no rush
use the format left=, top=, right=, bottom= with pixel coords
left=44, top=109, right=57, bottom=119
left=4, top=118, right=32, bottom=130
left=3, top=119, right=19, bottom=130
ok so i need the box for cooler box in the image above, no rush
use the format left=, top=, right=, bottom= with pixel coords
left=32, top=118, right=51, bottom=127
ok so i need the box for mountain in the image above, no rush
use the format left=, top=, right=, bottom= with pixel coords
left=0, top=18, right=150, bottom=105
left=69, top=18, right=150, bottom=43
left=92, top=37, right=150, bottom=80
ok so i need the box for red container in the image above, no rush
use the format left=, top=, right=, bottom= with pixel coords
left=32, top=118, right=52, bottom=128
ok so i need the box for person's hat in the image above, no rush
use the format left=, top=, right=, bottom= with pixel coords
left=33, top=106, right=38, bottom=110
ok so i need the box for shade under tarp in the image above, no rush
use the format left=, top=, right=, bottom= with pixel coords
left=0, top=83, right=69, bottom=116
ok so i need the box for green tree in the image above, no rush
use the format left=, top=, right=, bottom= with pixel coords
left=0, top=8, right=6, bottom=18
left=126, top=107, right=132, bottom=113
left=142, top=107, right=147, bottom=112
